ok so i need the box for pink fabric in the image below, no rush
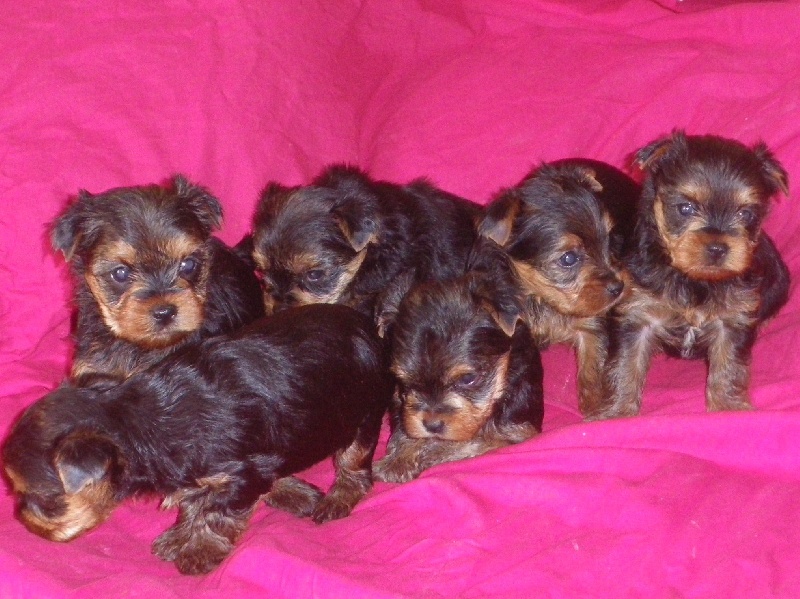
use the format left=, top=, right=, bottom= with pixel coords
left=2, top=1, right=799, bottom=596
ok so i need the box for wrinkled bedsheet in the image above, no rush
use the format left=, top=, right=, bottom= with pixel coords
left=2, top=1, right=800, bottom=597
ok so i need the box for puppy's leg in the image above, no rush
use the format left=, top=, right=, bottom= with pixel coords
left=705, top=320, right=755, bottom=411
left=574, top=320, right=608, bottom=416
left=373, top=429, right=429, bottom=483
left=375, top=423, right=536, bottom=482
left=264, top=476, right=324, bottom=518
left=590, top=318, right=655, bottom=420
left=312, top=404, right=384, bottom=523
left=413, top=422, right=535, bottom=473
left=153, top=473, right=256, bottom=575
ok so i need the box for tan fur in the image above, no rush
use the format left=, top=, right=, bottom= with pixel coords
left=311, top=437, right=374, bottom=523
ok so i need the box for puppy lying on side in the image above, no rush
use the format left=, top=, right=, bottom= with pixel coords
left=596, top=131, right=790, bottom=418
left=3, top=304, right=392, bottom=575
left=373, top=248, right=544, bottom=483
left=51, top=175, right=264, bottom=389
left=248, top=164, right=481, bottom=318
left=478, top=160, right=638, bottom=416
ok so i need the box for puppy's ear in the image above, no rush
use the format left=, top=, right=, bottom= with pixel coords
left=53, top=432, right=120, bottom=495
left=320, top=165, right=380, bottom=251
left=172, top=175, right=223, bottom=235
left=634, top=130, right=689, bottom=172
left=232, top=233, right=255, bottom=263
left=471, top=274, right=522, bottom=338
left=374, top=269, right=416, bottom=338
left=51, top=191, right=102, bottom=261
left=333, top=209, right=377, bottom=252
left=753, top=142, right=789, bottom=197
left=478, top=191, right=521, bottom=247
left=313, top=163, right=372, bottom=191
left=574, top=167, right=603, bottom=193
left=254, top=182, right=295, bottom=229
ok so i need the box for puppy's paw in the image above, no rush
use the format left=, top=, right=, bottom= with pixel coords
left=152, top=525, right=185, bottom=563
left=264, top=476, right=324, bottom=518
left=372, top=455, right=418, bottom=484
left=311, top=495, right=354, bottom=524
left=153, top=524, right=233, bottom=575
left=707, top=399, right=754, bottom=412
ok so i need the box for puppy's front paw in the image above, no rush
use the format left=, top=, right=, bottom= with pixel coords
left=373, top=455, right=419, bottom=484
left=311, top=496, right=353, bottom=524
left=152, top=525, right=184, bottom=563
left=153, top=524, right=234, bottom=575
left=265, top=476, right=324, bottom=518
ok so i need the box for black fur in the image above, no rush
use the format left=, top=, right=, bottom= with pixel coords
left=52, top=176, right=264, bottom=388
left=251, top=164, right=482, bottom=319
left=3, top=304, right=391, bottom=573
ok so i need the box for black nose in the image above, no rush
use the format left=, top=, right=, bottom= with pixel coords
left=152, top=304, right=177, bottom=324
left=606, top=279, right=624, bottom=298
left=706, top=242, right=729, bottom=262
left=423, top=419, right=445, bottom=435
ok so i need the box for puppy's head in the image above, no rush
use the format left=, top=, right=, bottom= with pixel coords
left=386, top=274, right=522, bottom=441
left=635, top=130, right=788, bottom=281
left=479, top=164, right=625, bottom=317
left=52, top=175, right=223, bottom=348
left=251, top=165, right=379, bottom=314
left=2, top=389, right=124, bottom=542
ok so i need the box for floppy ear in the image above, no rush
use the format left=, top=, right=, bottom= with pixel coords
left=634, top=129, right=689, bottom=173
left=50, top=191, right=101, bottom=261
left=478, top=191, right=521, bottom=247
left=753, top=142, right=789, bottom=197
left=374, top=269, right=416, bottom=338
left=471, top=274, right=523, bottom=338
left=53, top=432, right=120, bottom=495
left=172, top=174, right=223, bottom=235
left=332, top=195, right=378, bottom=252
left=574, top=167, right=603, bottom=193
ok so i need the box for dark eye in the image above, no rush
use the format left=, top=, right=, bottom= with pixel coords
left=677, top=202, right=697, bottom=217
left=305, top=269, right=326, bottom=283
left=178, top=257, right=198, bottom=277
left=558, top=251, right=580, bottom=268
left=455, top=372, right=478, bottom=388
left=110, top=265, right=131, bottom=283
left=737, top=208, right=755, bottom=225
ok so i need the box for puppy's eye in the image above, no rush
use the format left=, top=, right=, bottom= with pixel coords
left=677, top=202, right=697, bottom=217
left=110, top=265, right=131, bottom=283
left=737, top=208, right=755, bottom=225
left=558, top=251, right=580, bottom=268
left=305, top=269, right=326, bottom=283
left=178, top=257, right=198, bottom=277
left=455, top=372, right=479, bottom=388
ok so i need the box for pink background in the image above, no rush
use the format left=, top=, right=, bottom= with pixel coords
left=2, top=1, right=800, bottom=596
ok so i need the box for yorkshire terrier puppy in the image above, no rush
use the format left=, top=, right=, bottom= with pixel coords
left=477, top=160, right=638, bottom=416
left=596, top=131, right=790, bottom=417
left=373, top=247, right=544, bottom=483
left=249, top=164, right=481, bottom=318
left=51, top=175, right=264, bottom=389
left=3, top=304, right=391, bottom=575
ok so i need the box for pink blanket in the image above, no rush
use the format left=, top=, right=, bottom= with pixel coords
left=2, top=1, right=799, bottom=596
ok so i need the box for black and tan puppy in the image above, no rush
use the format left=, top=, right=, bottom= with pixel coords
left=478, top=160, right=638, bottom=416
left=2, top=304, right=391, bottom=575
left=249, top=164, right=481, bottom=318
left=51, top=175, right=264, bottom=388
left=596, top=132, right=790, bottom=418
left=373, top=250, right=544, bottom=483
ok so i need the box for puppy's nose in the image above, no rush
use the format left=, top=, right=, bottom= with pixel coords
left=152, top=304, right=177, bottom=324
left=706, top=242, right=729, bottom=262
left=423, top=419, right=445, bottom=435
left=606, top=279, right=624, bottom=298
